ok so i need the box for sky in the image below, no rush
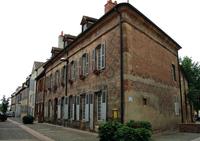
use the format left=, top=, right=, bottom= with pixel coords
left=0, top=0, right=200, bottom=99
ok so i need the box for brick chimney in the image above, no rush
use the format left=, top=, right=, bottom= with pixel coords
left=105, top=0, right=117, bottom=13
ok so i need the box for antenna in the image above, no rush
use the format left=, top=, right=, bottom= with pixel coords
left=127, top=0, right=129, bottom=3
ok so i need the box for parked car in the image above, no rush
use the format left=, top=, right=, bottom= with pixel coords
left=0, top=112, right=7, bottom=121
left=6, top=111, right=15, bottom=117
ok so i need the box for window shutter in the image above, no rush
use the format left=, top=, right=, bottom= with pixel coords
left=101, top=41, right=106, bottom=69
left=64, top=96, right=68, bottom=119
left=76, top=96, right=80, bottom=121
left=74, top=61, right=77, bottom=80
left=86, top=53, right=89, bottom=74
left=85, top=94, right=89, bottom=122
left=79, top=57, right=83, bottom=76
left=101, top=90, right=107, bottom=121
left=57, top=98, right=61, bottom=119
left=72, top=96, right=75, bottom=120
left=68, top=63, right=71, bottom=80
left=92, top=49, right=96, bottom=71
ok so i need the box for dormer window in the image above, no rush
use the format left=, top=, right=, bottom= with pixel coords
left=80, top=16, right=98, bottom=32
left=63, top=34, right=76, bottom=48
left=82, top=24, right=88, bottom=32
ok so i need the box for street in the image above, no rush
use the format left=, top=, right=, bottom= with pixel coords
left=0, top=120, right=39, bottom=141
left=1, top=118, right=200, bottom=141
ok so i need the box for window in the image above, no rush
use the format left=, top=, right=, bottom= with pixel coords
left=82, top=53, right=89, bottom=76
left=65, top=97, right=68, bottom=104
left=69, top=61, right=77, bottom=81
left=172, top=64, right=176, bottom=81
left=97, top=90, right=107, bottom=121
left=82, top=24, right=87, bottom=32
left=92, top=42, right=106, bottom=72
left=143, top=98, right=147, bottom=106
left=61, top=66, right=66, bottom=86
left=50, top=74, right=53, bottom=91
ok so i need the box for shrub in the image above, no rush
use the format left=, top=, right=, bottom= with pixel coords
left=98, top=120, right=122, bottom=141
left=114, top=125, right=136, bottom=141
left=0, top=113, right=7, bottom=122
left=134, top=128, right=152, bottom=141
left=115, top=126, right=151, bottom=141
left=99, top=120, right=152, bottom=141
left=22, top=115, right=34, bottom=124
left=126, top=120, right=152, bottom=131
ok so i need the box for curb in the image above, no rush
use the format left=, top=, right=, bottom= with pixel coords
left=8, top=119, right=54, bottom=141
left=191, top=137, right=200, bottom=141
left=43, top=122, right=98, bottom=137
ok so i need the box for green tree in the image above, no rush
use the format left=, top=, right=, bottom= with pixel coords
left=181, top=56, right=200, bottom=115
left=0, top=95, right=9, bottom=114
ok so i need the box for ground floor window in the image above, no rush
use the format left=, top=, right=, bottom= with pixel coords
left=96, top=90, right=107, bottom=121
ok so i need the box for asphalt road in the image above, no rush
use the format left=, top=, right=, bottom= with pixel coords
left=0, top=120, right=39, bottom=141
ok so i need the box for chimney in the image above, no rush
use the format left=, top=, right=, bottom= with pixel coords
left=58, top=31, right=64, bottom=48
left=104, top=0, right=117, bottom=13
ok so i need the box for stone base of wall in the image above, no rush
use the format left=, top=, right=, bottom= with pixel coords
left=179, top=123, right=200, bottom=133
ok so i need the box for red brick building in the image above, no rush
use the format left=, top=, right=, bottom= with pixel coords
left=37, top=1, right=189, bottom=131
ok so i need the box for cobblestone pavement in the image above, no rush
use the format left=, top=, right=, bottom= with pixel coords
left=7, top=118, right=200, bottom=141
left=0, top=120, right=39, bottom=141
left=9, top=118, right=98, bottom=141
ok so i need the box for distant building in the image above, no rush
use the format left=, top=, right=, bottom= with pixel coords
left=15, top=87, right=22, bottom=117
left=28, top=61, right=44, bottom=117
left=20, top=78, right=30, bottom=118
left=11, top=93, right=16, bottom=112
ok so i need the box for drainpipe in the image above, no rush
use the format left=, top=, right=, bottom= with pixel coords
left=177, top=54, right=184, bottom=123
left=115, top=7, right=124, bottom=124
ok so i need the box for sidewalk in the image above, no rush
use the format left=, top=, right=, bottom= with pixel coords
left=153, top=131, right=200, bottom=141
left=8, top=118, right=200, bottom=141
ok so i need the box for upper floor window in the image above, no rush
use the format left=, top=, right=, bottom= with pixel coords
left=79, top=53, right=89, bottom=78
left=61, top=66, right=66, bottom=86
left=82, top=24, right=87, bottom=32
left=92, top=42, right=106, bottom=73
left=172, top=64, right=176, bottom=81
left=69, top=61, right=77, bottom=81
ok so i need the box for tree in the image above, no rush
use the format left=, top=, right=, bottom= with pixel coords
left=181, top=56, right=200, bottom=115
left=0, top=95, right=9, bottom=114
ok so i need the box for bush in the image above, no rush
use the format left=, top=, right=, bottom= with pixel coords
left=134, top=128, right=152, bottom=141
left=126, top=120, right=152, bottom=131
left=114, top=125, right=136, bottom=141
left=99, top=120, right=152, bottom=141
left=0, top=113, right=7, bottom=122
left=22, top=115, right=34, bottom=124
left=99, top=120, right=122, bottom=141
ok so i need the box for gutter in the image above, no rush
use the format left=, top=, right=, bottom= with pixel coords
left=115, top=7, right=124, bottom=124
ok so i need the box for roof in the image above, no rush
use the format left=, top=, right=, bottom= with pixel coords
left=51, top=47, right=62, bottom=53
left=64, top=34, right=77, bottom=40
left=80, top=16, right=98, bottom=25
left=34, top=61, right=43, bottom=70
left=44, top=3, right=182, bottom=68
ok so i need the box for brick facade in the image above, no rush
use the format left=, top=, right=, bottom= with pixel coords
left=34, top=2, right=187, bottom=132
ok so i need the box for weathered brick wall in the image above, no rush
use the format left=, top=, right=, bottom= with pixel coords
left=67, top=13, right=121, bottom=124
left=179, top=123, right=200, bottom=133
left=122, top=9, right=181, bottom=131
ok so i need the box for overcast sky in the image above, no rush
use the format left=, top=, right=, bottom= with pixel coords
left=0, top=0, right=200, bottom=99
